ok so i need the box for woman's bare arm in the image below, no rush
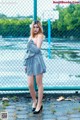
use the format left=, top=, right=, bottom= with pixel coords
left=37, top=34, right=43, bottom=48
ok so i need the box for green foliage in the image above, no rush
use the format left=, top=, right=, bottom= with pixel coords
left=0, top=4, right=80, bottom=39
left=0, top=18, right=32, bottom=37
left=52, top=4, right=80, bottom=38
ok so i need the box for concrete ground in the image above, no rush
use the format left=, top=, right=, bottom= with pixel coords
left=0, top=93, right=80, bottom=120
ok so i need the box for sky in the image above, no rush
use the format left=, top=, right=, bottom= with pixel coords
left=0, top=0, right=72, bottom=20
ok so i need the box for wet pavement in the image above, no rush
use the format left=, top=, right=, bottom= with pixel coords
left=0, top=93, right=80, bottom=120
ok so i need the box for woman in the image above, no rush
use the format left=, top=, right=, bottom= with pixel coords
left=24, top=20, right=46, bottom=114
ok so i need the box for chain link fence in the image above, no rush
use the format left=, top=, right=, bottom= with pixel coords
left=0, top=0, right=80, bottom=93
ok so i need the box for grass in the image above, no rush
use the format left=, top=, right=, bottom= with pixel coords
left=2, top=101, right=9, bottom=109
left=66, top=110, right=74, bottom=115
left=52, top=49, right=80, bottom=63
left=11, top=96, right=19, bottom=101
left=51, top=109, right=56, bottom=114
left=73, top=107, right=80, bottom=112
left=50, top=103, right=56, bottom=114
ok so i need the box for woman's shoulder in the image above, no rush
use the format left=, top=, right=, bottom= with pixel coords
left=37, top=33, right=45, bottom=40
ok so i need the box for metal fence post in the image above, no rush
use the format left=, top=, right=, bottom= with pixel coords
left=33, top=0, right=37, bottom=91
left=34, top=0, right=37, bottom=21
left=48, top=19, right=51, bottom=59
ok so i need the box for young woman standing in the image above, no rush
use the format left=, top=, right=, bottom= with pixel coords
left=24, top=20, right=46, bottom=114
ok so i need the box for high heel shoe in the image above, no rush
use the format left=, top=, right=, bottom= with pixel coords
left=33, top=105, right=43, bottom=114
left=32, top=99, right=37, bottom=112
left=32, top=107, right=36, bottom=112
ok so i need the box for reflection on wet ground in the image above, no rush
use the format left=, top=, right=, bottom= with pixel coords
left=0, top=38, right=80, bottom=62
left=51, top=49, right=80, bottom=63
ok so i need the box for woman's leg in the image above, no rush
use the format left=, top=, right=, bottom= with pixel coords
left=35, top=74, right=43, bottom=110
left=27, top=75, right=37, bottom=106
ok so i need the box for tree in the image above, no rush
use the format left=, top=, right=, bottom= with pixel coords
left=51, top=4, right=80, bottom=38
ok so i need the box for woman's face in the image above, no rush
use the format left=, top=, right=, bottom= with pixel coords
left=33, top=24, right=39, bottom=34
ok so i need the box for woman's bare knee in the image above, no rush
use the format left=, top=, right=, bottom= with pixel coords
left=36, top=74, right=43, bottom=87
left=27, top=75, right=34, bottom=88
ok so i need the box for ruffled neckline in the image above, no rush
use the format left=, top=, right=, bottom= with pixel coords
left=30, top=39, right=37, bottom=46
